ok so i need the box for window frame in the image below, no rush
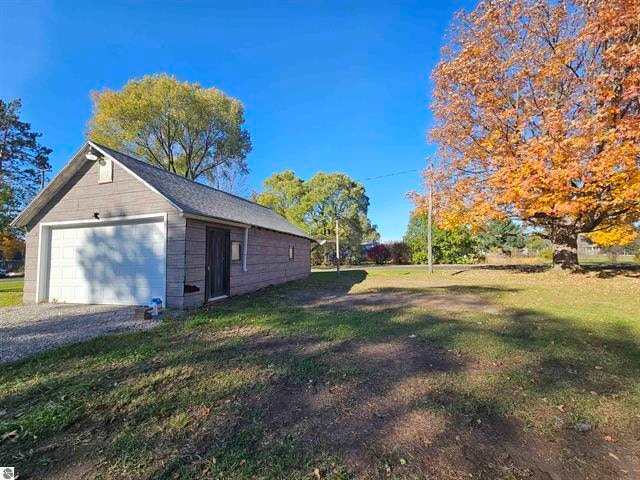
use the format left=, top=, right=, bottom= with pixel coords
left=231, top=241, right=242, bottom=262
left=288, top=245, right=295, bottom=261
left=98, top=158, right=113, bottom=184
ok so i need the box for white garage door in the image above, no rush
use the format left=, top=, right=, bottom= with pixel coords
left=48, top=219, right=165, bottom=305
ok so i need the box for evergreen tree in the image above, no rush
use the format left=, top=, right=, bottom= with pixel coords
left=0, top=99, right=51, bottom=234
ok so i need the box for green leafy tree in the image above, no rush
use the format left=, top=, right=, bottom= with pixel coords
left=88, top=74, right=251, bottom=188
left=303, top=173, right=369, bottom=237
left=0, top=99, right=51, bottom=234
left=404, top=214, right=482, bottom=264
left=477, top=219, right=525, bottom=255
left=360, top=215, right=380, bottom=243
left=251, top=170, right=305, bottom=221
left=254, top=170, right=377, bottom=264
left=524, top=234, right=549, bottom=255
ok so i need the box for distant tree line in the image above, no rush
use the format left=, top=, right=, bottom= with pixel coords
left=364, top=216, right=640, bottom=266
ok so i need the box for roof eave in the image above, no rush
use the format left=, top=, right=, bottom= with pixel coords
left=11, top=142, right=94, bottom=228
left=180, top=212, right=251, bottom=229
left=180, top=212, right=315, bottom=241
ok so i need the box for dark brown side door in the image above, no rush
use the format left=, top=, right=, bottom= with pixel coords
left=205, top=228, right=230, bottom=300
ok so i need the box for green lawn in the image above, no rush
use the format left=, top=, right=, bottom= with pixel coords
left=1, top=269, right=638, bottom=479
left=0, top=279, right=23, bottom=307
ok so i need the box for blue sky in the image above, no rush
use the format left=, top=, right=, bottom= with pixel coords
left=1, top=0, right=476, bottom=240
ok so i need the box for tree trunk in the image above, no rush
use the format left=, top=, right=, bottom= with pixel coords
left=550, top=228, right=580, bottom=270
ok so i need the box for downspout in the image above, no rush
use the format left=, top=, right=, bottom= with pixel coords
left=243, top=226, right=250, bottom=272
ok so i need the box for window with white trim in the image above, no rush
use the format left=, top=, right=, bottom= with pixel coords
left=231, top=241, right=242, bottom=261
left=288, top=245, right=295, bottom=261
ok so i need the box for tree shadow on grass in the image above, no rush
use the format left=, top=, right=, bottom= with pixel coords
left=451, top=264, right=551, bottom=275
left=584, top=264, right=640, bottom=279
left=450, top=263, right=640, bottom=278
left=1, top=271, right=639, bottom=479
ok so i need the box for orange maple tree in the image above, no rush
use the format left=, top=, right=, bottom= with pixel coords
left=415, top=0, right=640, bottom=268
left=586, top=224, right=638, bottom=249
left=0, top=233, right=24, bottom=260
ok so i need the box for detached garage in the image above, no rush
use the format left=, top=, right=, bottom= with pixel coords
left=13, top=141, right=312, bottom=309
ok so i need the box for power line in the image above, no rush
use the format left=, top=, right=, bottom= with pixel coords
left=362, top=168, right=420, bottom=181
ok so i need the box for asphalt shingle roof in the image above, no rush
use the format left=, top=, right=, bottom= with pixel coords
left=92, top=143, right=313, bottom=240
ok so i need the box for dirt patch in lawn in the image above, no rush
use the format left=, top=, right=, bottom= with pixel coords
left=256, top=335, right=638, bottom=479
left=288, top=288, right=500, bottom=313
left=6, top=326, right=638, bottom=479
left=267, top=338, right=462, bottom=462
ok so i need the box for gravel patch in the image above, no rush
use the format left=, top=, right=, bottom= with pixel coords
left=0, top=303, right=160, bottom=363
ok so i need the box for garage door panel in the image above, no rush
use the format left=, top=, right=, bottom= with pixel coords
left=48, top=219, right=165, bottom=305
left=49, top=266, right=62, bottom=280
left=49, top=285, right=60, bottom=300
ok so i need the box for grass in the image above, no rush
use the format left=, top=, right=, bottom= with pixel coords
left=0, top=279, right=23, bottom=307
left=580, top=254, right=637, bottom=264
left=1, top=268, right=639, bottom=479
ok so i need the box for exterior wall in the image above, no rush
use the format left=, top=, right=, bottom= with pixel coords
left=21, top=158, right=310, bottom=310
left=183, top=218, right=311, bottom=309
left=22, top=159, right=186, bottom=308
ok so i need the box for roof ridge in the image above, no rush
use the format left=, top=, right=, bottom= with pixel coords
left=14, top=141, right=312, bottom=239
left=91, top=141, right=279, bottom=214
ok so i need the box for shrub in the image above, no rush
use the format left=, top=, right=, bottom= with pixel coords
left=538, top=247, right=553, bottom=262
left=387, top=242, right=411, bottom=264
left=404, top=215, right=482, bottom=264
left=367, top=244, right=390, bottom=264
left=411, top=251, right=428, bottom=264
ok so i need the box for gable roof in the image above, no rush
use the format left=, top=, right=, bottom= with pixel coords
left=12, top=141, right=313, bottom=240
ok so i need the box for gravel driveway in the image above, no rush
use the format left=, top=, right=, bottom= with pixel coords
left=0, top=303, right=160, bottom=363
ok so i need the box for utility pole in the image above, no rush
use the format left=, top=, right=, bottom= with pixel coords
left=427, top=185, right=433, bottom=274
left=39, top=167, right=52, bottom=190
left=426, top=157, right=434, bottom=274
left=335, top=218, right=340, bottom=275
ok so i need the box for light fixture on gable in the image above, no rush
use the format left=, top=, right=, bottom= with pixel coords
left=86, top=147, right=101, bottom=161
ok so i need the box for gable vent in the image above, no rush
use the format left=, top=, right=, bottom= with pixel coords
left=98, top=157, right=113, bottom=184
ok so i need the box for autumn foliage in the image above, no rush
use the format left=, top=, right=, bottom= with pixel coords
left=367, top=244, right=391, bottom=264
left=587, top=224, right=638, bottom=249
left=415, top=0, right=640, bottom=268
left=0, top=233, right=24, bottom=260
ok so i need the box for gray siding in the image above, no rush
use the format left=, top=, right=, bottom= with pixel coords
left=23, top=159, right=186, bottom=308
left=183, top=218, right=311, bottom=309
left=22, top=158, right=310, bottom=310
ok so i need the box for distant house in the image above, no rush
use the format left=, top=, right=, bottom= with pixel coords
left=12, top=142, right=312, bottom=309
left=361, top=240, right=380, bottom=252
left=578, top=234, right=603, bottom=256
